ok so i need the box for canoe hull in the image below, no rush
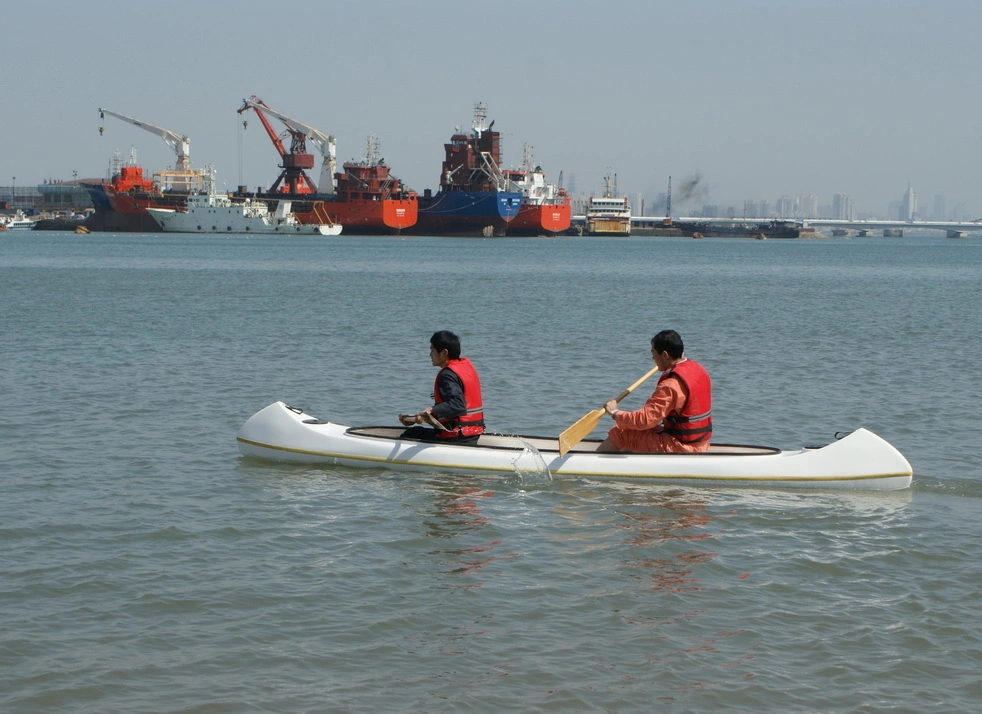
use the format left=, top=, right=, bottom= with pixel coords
left=236, top=402, right=913, bottom=491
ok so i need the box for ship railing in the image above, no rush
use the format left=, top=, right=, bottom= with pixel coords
left=477, top=151, right=512, bottom=192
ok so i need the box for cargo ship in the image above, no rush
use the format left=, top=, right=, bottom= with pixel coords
left=319, top=138, right=417, bottom=233
left=82, top=150, right=211, bottom=232
left=411, top=102, right=522, bottom=237
left=236, top=98, right=416, bottom=234
left=503, top=144, right=571, bottom=236
left=83, top=109, right=214, bottom=232
left=673, top=219, right=810, bottom=239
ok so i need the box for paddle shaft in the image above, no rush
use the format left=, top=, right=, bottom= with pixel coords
left=610, top=364, right=662, bottom=405
left=557, top=364, right=661, bottom=455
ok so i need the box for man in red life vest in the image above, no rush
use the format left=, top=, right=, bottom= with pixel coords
left=399, top=330, right=485, bottom=444
left=599, top=330, right=712, bottom=453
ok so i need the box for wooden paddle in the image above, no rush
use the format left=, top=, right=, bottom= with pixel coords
left=558, top=364, right=661, bottom=456
left=397, top=412, right=450, bottom=431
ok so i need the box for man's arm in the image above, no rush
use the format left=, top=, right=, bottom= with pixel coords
left=611, top=377, right=686, bottom=431
left=430, top=369, right=467, bottom=420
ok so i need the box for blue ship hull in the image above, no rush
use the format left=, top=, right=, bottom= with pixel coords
left=82, top=183, right=112, bottom=211
left=79, top=182, right=163, bottom=232
left=413, top=190, right=523, bottom=236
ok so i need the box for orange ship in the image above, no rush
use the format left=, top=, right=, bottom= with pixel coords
left=508, top=189, right=572, bottom=236
left=502, top=145, right=571, bottom=236
left=301, top=146, right=417, bottom=234
left=82, top=150, right=211, bottom=232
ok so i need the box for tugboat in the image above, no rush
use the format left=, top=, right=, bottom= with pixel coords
left=411, top=102, right=523, bottom=237
left=503, top=144, right=571, bottom=236
left=236, top=97, right=416, bottom=234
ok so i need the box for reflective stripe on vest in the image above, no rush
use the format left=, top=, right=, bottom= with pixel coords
left=433, top=357, right=485, bottom=439
left=660, top=359, right=713, bottom=443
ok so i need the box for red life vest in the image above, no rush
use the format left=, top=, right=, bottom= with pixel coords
left=660, top=359, right=712, bottom=443
left=433, top=357, right=485, bottom=439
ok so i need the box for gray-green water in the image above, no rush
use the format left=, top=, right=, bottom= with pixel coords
left=3, top=232, right=980, bottom=712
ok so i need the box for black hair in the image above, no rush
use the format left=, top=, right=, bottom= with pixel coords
left=430, top=330, right=461, bottom=360
left=651, top=330, right=684, bottom=359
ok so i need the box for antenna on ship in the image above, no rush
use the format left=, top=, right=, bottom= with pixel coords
left=366, top=135, right=381, bottom=166
left=521, top=143, right=534, bottom=172
left=473, top=102, right=488, bottom=136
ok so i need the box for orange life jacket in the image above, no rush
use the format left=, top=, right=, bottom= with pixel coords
left=660, top=359, right=712, bottom=443
left=433, top=357, right=485, bottom=439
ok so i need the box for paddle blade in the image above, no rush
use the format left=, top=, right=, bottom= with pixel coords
left=558, top=408, right=605, bottom=456
left=558, top=364, right=661, bottom=456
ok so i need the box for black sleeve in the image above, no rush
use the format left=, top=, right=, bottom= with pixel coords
left=430, top=369, right=466, bottom=420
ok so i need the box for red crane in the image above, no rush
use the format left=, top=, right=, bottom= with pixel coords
left=238, top=95, right=316, bottom=195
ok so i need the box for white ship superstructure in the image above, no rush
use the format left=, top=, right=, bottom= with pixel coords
left=505, top=144, right=565, bottom=207
left=0, top=210, right=37, bottom=231
left=147, top=191, right=341, bottom=235
left=586, top=173, right=631, bottom=236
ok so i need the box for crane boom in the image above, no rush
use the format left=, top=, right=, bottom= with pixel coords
left=238, top=96, right=317, bottom=194
left=99, top=108, right=191, bottom=172
left=239, top=98, right=337, bottom=193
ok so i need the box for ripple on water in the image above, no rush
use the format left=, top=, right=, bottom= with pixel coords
left=3, top=234, right=982, bottom=712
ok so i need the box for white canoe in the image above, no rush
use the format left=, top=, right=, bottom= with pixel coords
left=236, top=402, right=913, bottom=491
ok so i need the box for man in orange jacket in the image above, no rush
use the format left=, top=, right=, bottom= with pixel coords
left=599, top=330, right=712, bottom=453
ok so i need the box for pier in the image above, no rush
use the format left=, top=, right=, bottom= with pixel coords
left=571, top=215, right=981, bottom=238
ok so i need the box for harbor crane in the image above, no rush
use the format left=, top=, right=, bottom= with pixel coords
left=237, top=97, right=315, bottom=194
left=98, top=108, right=191, bottom=173
left=237, top=96, right=337, bottom=195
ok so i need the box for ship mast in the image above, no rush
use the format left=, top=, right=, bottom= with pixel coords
left=472, top=102, right=488, bottom=136
left=602, top=171, right=614, bottom=198
left=472, top=102, right=506, bottom=191
left=521, top=143, right=534, bottom=173
left=365, top=135, right=381, bottom=165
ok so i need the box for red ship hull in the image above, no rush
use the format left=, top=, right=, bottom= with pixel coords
left=83, top=165, right=182, bottom=232
left=239, top=157, right=418, bottom=234
left=296, top=196, right=417, bottom=234
left=88, top=183, right=417, bottom=235
left=86, top=156, right=418, bottom=234
left=508, top=197, right=572, bottom=236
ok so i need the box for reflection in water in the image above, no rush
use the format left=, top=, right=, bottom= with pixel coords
left=422, top=481, right=516, bottom=591
left=423, top=483, right=494, bottom=538
left=613, top=489, right=759, bottom=694
left=616, top=489, right=716, bottom=593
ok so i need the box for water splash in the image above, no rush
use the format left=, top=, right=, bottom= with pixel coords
left=508, top=438, right=553, bottom=484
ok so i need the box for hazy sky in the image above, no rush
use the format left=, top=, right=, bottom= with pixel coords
left=3, top=0, right=979, bottom=217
